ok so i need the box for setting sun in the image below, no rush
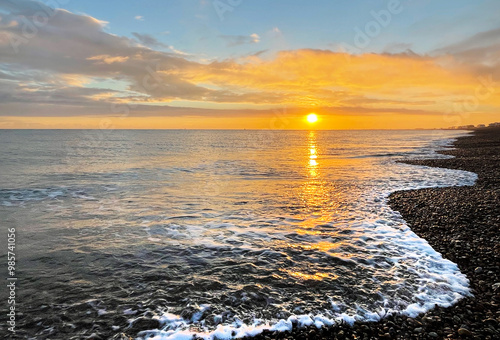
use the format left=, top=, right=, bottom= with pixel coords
left=307, top=113, right=318, bottom=124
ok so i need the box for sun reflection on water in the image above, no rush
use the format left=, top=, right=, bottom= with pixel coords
left=292, top=131, right=334, bottom=234
left=270, top=131, right=348, bottom=283
left=308, top=131, right=318, bottom=171
left=280, top=268, right=338, bottom=281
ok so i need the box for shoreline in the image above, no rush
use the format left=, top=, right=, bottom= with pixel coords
left=242, top=127, right=499, bottom=340
left=386, top=127, right=500, bottom=339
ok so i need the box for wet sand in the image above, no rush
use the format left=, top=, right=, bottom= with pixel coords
left=245, top=127, right=499, bottom=340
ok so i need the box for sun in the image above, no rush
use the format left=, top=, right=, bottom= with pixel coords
left=307, top=113, right=318, bottom=124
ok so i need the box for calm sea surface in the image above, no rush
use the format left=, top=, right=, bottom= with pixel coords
left=0, top=130, right=476, bottom=339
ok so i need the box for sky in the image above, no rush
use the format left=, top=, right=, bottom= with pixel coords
left=0, top=0, right=499, bottom=129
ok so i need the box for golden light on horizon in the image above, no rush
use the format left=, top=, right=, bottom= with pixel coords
left=307, top=113, right=318, bottom=124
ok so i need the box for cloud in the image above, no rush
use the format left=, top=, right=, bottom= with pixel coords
left=0, top=78, right=120, bottom=107
left=433, top=27, right=500, bottom=79
left=0, top=1, right=204, bottom=99
left=132, top=32, right=168, bottom=48
left=131, top=33, right=188, bottom=55
left=383, top=42, right=413, bottom=54
left=177, top=49, right=490, bottom=107
left=87, top=55, right=130, bottom=64
left=250, top=33, right=260, bottom=43
left=0, top=0, right=499, bottom=124
left=220, top=33, right=260, bottom=47
left=167, top=45, right=190, bottom=56
left=134, top=15, right=144, bottom=21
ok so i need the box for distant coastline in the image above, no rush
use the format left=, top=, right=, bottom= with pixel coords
left=442, top=122, right=500, bottom=130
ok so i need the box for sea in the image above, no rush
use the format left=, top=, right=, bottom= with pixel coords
left=0, top=129, right=477, bottom=339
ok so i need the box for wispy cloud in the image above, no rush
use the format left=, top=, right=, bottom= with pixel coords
left=134, top=15, right=144, bottom=21
left=132, top=32, right=168, bottom=48
left=220, top=33, right=260, bottom=47
left=433, top=27, right=500, bottom=79
left=87, top=55, right=130, bottom=64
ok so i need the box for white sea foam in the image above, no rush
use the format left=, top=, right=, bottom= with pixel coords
left=0, top=187, right=98, bottom=206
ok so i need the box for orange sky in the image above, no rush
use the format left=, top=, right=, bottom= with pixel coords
left=1, top=48, right=497, bottom=129
left=2, top=112, right=497, bottom=130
